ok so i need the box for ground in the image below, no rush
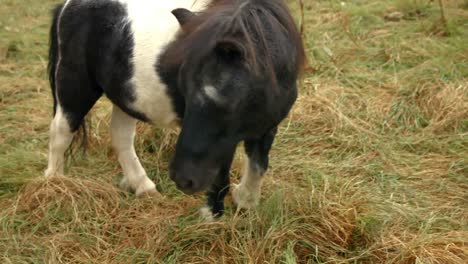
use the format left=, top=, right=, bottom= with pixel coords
left=0, top=0, right=467, bottom=263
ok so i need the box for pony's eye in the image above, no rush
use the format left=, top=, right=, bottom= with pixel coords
left=215, top=43, right=243, bottom=62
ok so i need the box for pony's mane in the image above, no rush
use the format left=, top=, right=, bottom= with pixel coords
left=164, top=0, right=306, bottom=85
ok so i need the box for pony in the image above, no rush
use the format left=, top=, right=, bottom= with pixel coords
left=45, top=0, right=305, bottom=219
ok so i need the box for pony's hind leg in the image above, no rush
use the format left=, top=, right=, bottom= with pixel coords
left=110, top=105, right=157, bottom=196
left=233, top=127, right=278, bottom=209
left=45, top=60, right=102, bottom=177
left=44, top=105, right=74, bottom=177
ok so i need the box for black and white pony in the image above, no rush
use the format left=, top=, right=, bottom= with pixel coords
left=45, top=0, right=305, bottom=219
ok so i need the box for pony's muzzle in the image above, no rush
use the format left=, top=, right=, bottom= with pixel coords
left=170, top=161, right=218, bottom=194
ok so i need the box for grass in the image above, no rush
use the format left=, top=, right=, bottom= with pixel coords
left=0, top=0, right=467, bottom=263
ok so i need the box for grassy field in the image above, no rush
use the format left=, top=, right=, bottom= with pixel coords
left=0, top=0, right=467, bottom=263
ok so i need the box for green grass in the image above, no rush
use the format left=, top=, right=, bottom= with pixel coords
left=1, top=0, right=467, bottom=263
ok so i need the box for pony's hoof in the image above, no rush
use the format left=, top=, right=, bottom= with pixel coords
left=121, top=177, right=159, bottom=197
left=136, top=188, right=161, bottom=198
left=199, top=206, right=217, bottom=222
left=232, top=183, right=259, bottom=209
left=44, top=169, right=62, bottom=178
left=135, top=179, right=158, bottom=197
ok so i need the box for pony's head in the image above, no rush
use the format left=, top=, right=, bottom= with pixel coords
left=159, top=0, right=306, bottom=194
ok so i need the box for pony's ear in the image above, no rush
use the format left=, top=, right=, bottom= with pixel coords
left=215, top=40, right=245, bottom=63
left=172, top=8, right=195, bottom=27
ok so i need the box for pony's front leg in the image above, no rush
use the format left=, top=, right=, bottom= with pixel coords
left=200, top=152, right=235, bottom=221
left=233, top=127, right=277, bottom=209
left=111, top=105, right=157, bottom=197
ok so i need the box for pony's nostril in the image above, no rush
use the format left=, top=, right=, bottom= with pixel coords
left=178, top=178, right=195, bottom=190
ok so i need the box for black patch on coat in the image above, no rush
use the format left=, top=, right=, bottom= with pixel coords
left=52, top=0, right=150, bottom=129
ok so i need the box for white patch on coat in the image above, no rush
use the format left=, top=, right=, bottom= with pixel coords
left=232, top=158, right=264, bottom=209
left=44, top=105, right=75, bottom=177
left=54, top=0, right=72, bottom=101
left=118, top=0, right=210, bottom=126
left=110, top=105, right=157, bottom=196
left=203, top=85, right=226, bottom=105
left=199, top=206, right=216, bottom=222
